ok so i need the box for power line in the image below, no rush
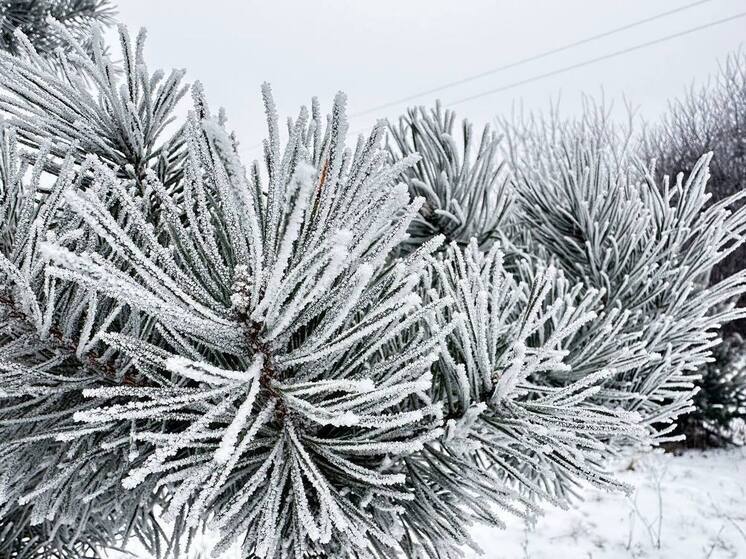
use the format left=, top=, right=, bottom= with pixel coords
left=245, top=4, right=740, bottom=156
left=349, top=0, right=716, bottom=118
left=447, top=10, right=746, bottom=107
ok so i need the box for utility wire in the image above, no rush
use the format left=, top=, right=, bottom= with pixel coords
left=350, top=0, right=716, bottom=117
left=245, top=4, right=739, bottom=155
left=448, top=10, right=746, bottom=107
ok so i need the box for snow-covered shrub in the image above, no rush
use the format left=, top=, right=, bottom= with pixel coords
left=1, top=25, right=746, bottom=559
left=498, top=95, right=639, bottom=177
left=392, top=99, right=746, bottom=519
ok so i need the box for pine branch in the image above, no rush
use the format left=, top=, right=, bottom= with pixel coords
left=41, top=83, right=455, bottom=557
left=0, top=0, right=116, bottom=56
left=387, top=102, right=512, bottom=254
left=503, top=122, right=746, bottom=445
left=393, top=241, right=648, bottom=557
left=0, top=27, right=188, bottom=558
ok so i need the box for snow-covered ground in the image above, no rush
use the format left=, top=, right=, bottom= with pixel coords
left=112, top=448, right=746, bottom=559
left=470, top=447, right=746, bottom=559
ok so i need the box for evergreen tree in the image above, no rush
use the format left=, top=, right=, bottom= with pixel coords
left=675, top=333, right=746, bottom=447
left=391, top=102, right=746, bottom=537
left=1, top=26, right=745, bottom=559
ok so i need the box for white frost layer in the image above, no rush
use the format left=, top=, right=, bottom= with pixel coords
left=469, top=447, right=746, bottom=559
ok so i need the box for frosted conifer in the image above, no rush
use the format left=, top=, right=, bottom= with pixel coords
left=386, top=101, right=746, bottom=554
left=394, top=241, right=649, bottom=557
left=43, top=84, right=459, bottom=557
left=1, top=24, right=746, bottom=559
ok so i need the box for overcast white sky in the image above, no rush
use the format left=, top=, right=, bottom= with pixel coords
left=108, top=0, right=744, bottom=162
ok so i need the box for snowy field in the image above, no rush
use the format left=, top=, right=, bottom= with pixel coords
left=113, top=448, right=746, bottom=559
left=470, top=448, right=746, bottom=559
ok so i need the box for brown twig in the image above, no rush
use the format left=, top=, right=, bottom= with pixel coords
left=0, top=291, right=145, bottom=387
left=245, top=319, right=287, bottom=420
